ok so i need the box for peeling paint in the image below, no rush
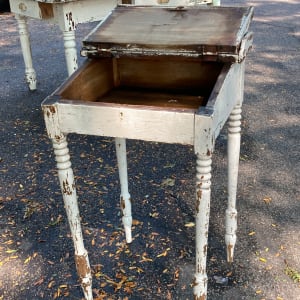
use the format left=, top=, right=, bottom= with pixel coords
left=45, top=106, right=56, bottom=118
left=74, top=254, right=91, bottom=293
left=54, top=135, right=62, bottom=142
left=120, top=196, right=126, bottom=210
left=75, top=254, right=91, bottom=276
left=197, top=264, right=203, bottom=273
left=197, top=189, right=202, bottom=199
left=196, top=189, right=202, bottom=213
left=66, top=12, right=76, bottom=31
left=49, top=106, right=56, bottom=114
left=227, top=244, right=233, bottom=262
left=191, top=278, right=198, bottom=287
left=196, top=198, right=200, bottom=213
left=194, top=294, right=206, bottom=300
left=62, top=179, right=73, bottom=195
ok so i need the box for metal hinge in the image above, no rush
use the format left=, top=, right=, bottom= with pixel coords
left=80, top=46, right=98, bottom=57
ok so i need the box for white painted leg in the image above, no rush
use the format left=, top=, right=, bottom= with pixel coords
left=15, top=14, right=37, bottom=90
left=63, top=30, right=78, bottom=76
left=115, top=137, right=132, bottom=243
left=212, top=0, right=221, bottom=6
left=193, top=154, right=212, bottom=300
left=52, top=136, right=93, bottom=300
left=225, top=104, right=242, bottom=263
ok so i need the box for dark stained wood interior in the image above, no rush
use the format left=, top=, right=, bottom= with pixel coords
left=59, top=57, right=223, bottom=110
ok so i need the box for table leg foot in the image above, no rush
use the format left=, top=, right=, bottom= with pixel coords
left=15, top=14, right=37, bottom=90
left=115, top=137, right=132, bottom=243
left=193, top=154, right=212, bottom=300
left=63, top=30, right=78, bottom=76
left=225, top=104, right=242, bottom=262
left=52, top=136, right=93, bottom=299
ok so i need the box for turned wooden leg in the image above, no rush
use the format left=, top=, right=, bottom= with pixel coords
left=52, top=136, right=93, bottom=300
left=193, top=154, right=212, bottom=300
left=15, top=14, right=37, bottom=90
left=63, top=30, right=78, bottom=76
left=225, top=104, right=242, bottom=263
left=115, top=137, right=132, bottom=243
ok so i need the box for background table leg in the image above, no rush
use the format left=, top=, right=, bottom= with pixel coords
left=193, top=154, right=212, bottom=300
left=63, top=30, right=78, bottom=76
left=15, top=14, right=37, bottom=90
left=52, top=136, right=93, bottom=300
left=115, top=137, right=132, bottom=243
left=225, top=103, right=242, bottom=262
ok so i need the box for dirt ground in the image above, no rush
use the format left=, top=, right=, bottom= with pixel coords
left=0, top=0, right=299, bottom=299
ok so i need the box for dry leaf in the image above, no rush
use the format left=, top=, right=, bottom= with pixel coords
left=161, top=178, right=175, bottom=187
left=259, top=257, right=267, bottom=263
left=263, top=197, right=272, bottom=204
left=185, top=222, right=195, bottom=227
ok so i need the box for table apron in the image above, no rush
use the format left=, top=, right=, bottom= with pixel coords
left=57, top=103, right=196, bottom=145
left=10, top=0, right=117, bottom=30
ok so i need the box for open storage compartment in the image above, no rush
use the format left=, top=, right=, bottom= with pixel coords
left=43, top=5, right=253, bottom=144
left=59, top=56, right=224, bottom=111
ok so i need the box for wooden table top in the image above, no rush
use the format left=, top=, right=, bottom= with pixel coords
left=83, top=6, right=253, bottom=57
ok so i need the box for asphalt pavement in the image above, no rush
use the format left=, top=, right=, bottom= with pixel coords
left=0, top=0, right=299, bottom=299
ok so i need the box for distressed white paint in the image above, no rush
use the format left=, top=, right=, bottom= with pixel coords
left=42, top=103, right=64, bottom=142
left=9, top=0, right=119, bottom=88
left=14, top=14, right=37, bottom=90
left=63, top=30, right=77, bottom=75
left=42, top=61, right=241, bottom=300
left=225, top=104, right=242, bottom=263
left=115, top=138, right=132, bottom=243
left=194, top=154, right=212, bottom=300
left=42, top=59, right=246, bottom=300
left=39, top=3, right=255, bottom=300
left=52, top=136, right=93, bottom=300
left=58, top=102, right=196, bottom=145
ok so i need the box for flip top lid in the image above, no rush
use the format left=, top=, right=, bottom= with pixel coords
left=82, top=6, right=253, bottom=61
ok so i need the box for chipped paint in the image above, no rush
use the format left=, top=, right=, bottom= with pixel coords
left=227, top=244, right=233, bottom=262
left=75, top=254, right=91, bottom=294
left=66, top=12, right=76, bottom=31
left=194, top=294, right=206, bottom=300
left=62, top=179, right=74, bottom=195
left=120, top=196, right=126, bottom=210
left=197, top=189, right=202, bottom=200
left=43, top=105, right=64, bottom=141
left=191, top=277, right=198, bottom=287
left=196, top=189, right=202, bottom=213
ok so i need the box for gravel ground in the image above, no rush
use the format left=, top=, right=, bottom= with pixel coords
left=0, top=0, right=299, bottom=299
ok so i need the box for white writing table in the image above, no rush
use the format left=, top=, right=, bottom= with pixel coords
left=42, top=6, right=253, bottom=300
left=9, top=0, right=219, bottom=90
left=9, top=0, right=118, bottom=90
